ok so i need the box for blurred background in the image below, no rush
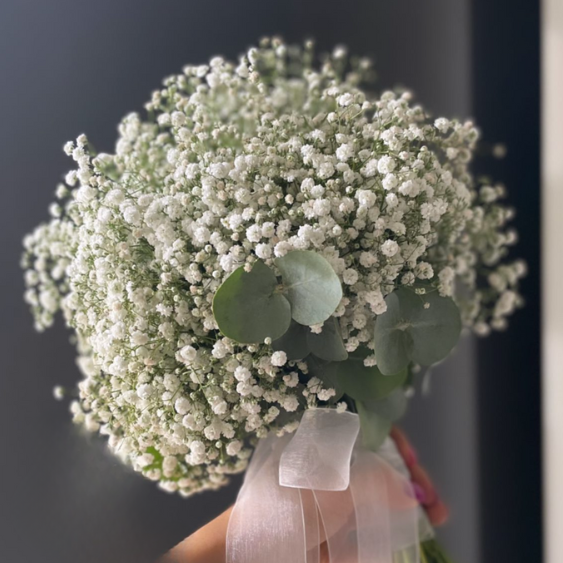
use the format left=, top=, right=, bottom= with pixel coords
left=0, top=1, right=542, bottom=562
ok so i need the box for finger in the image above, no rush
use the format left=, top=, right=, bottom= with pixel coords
left=408, top=464, right=437, bottom=507
left=161, top=507, right=232, bottom=563
left=426, top=499, right=450, bottom=527
left=390, top=427, right=418, bottom=468
left=409, top=464, right=450, bottom=526
left=391, top=428, right=450, bottom=526
left=320, top=541, right=329, bottom=563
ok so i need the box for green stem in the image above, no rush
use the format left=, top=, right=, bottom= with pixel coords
left=421, top=539, right=455, bottom=563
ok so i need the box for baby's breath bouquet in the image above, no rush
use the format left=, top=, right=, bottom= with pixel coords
left=23, top=38, right=524, bottom=563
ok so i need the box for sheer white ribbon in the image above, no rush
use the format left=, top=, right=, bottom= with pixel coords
left=226, top=409, right=433, bottom=563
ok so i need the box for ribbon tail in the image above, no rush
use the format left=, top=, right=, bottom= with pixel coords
left=350, top=448, right=421, bottom=563
left=300, top=489, right=321, bottom=563
left=350, top=450, right=393, bottom=563
left=314, top=487, right=359, bottom=563
left=378, top=438, right=435, bottom=544
left=226, top=434, right=308, bottom=563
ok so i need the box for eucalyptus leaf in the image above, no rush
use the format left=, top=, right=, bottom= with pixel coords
left=276, top=251, right=342, bottom=326
left=272, top=320, right=310, bottom=361
left=408, top=291, right=462, bottom=366
left=364, top=389, right=408, bottom=422
left=372, top=291, right=413, bottom=375
left=307, top=317, right=348, bottom=361
left=336, top=347, right=407, bottom=401
left=357, top=401, right=392, bottom=452
left=212, top=261, right=291, bottom=343
left=374, top=288, right=461, bottom=375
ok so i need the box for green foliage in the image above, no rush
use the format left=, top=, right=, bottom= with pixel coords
left=420, top=539, right=455, bottom=563
left=272, top=317, right=347, bottom=362
left=214, top=251, right=344, bottom=345
left=374, top=288, right=461, bottom=375
left=212, top=261, right=291, bottom=343
left=275, top=250, right=342, bottom=326
left=343, top=346, right=410, bottom=452
left=335, top=347, right=407, bottom=401
left=307, top=355, right=345, bottom=401
left=357, top=401, right=392, bottom=452
left=307, top=317, right=348, bottom=361
left=271, top=320, right=310, bottom=360
left=357, top=390, right=408, bottom=452
left=364, top=389, right=407, bottom=422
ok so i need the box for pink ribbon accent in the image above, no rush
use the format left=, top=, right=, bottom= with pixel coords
left=226, top=409, right=432, bottom=563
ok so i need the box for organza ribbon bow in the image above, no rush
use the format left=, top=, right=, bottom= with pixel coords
left=226, top=409, right=433, bottom=563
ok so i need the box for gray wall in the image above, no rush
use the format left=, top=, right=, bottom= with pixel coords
left=0, top=2, right=476, bottom=562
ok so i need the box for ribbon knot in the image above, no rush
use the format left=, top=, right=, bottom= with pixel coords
left=280, top=410, right=360, bottom=491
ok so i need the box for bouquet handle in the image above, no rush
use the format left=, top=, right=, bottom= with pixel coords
left=226, top=409, right=433, bottom=563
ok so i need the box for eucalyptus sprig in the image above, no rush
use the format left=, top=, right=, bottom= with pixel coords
left=212, top=250, right=342, bottom=344
left=213, top=251, right=464, bottom=451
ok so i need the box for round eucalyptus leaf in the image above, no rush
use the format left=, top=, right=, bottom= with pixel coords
left=212, top=261, right=291, bottom=344
left=408, top=290, right=462, bottom=367
left=374, top=288, right=461, bottom=375
left=307, top=317, right=348, bottom=362
left=336, top=347, right=407, bottom=401
left=272, top=320, right=310, bottom=361
left=275, top=251, right=342, bottom=326
left=357, top=401, right=392, bottom=452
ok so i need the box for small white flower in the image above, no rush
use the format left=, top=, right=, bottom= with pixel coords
left=135, top=453, right=154, bottom=469
left=318, top=388, right=336, bottom=401
left=175, top=397, right=191, bottom=415
left=415, top=262, right=434, bottom=280
left=136, top=384, right=154, bottom=400
left=271, top=351, right=287, bottom=367
left=385, top=193, right=398, bottom=208
left=343, top=268, right=359, bottom=285
left=361, top=158, right=378, bottom=177
left=356, top=190, right=376, bottom=208
left=163, top=456, right=178, bottom=477
left=283, top=372, right=299, bottom=388
left=337, top=93, right=354, bottom=107
left=382, top=174, right=398, bottom=191
left=226, top=440, right=242, bottom=456
left=283, top=396, right=300, bottom=412
left=381, top=240, right=399, bottom=257
left=178, top=345, right=197, bottom=364
left=317, top=162, right=335, bottom=179
left=336, top=143, right=354, bottom=162
left=336, top=402, right=348, bottom=413
left=255, top=243, right=272, bottom=259
left=434, top=118, right=450, bottom=133
left=246, top=225, right=262, bottom=243
left=377, top=156, right=396, bottom=174
left=234, top=366, right=251, bottom=382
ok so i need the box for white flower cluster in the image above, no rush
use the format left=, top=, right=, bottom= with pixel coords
left=22, top=38, right=524, bottom=495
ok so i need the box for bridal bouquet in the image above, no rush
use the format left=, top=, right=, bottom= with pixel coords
left=22, top=38, right=524, bottom=562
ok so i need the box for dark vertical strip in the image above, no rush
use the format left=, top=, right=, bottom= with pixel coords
left=472, top=1, right=542, bottom=562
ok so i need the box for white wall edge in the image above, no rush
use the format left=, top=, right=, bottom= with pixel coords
left=542, top=1, right=563, bottom=561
